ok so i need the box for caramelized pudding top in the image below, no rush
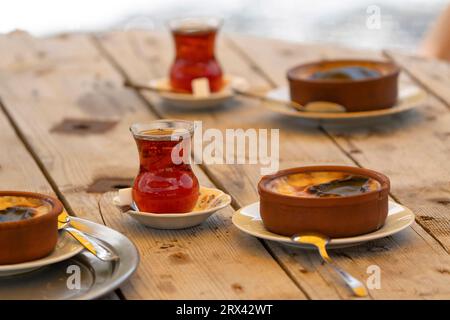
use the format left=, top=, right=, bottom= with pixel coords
left=267, top=171, right=381, bottom=198
left=309, top=66, right=381, bottom=81
left=0, top=196, right=51, bottom=223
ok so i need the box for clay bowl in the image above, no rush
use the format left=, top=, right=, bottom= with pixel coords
left=0, top=191, right=63, bottom=264
left=258, top=166, right=390, bottom=238
left=287, top=60, right=400, bottom=112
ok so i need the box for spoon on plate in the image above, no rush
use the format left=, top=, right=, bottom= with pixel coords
left=58, top=212, right=119, bottom=262
left=231, top=87, right=346, bottom=113
left=124, top=80, right=174, bottom=94
left=291, top=233, right=368, bottom=298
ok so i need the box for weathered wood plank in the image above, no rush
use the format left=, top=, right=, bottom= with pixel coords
left=384, top=50, right=450, bottom=107
left=0, top=31, right=304, bottom=299
left=0, top=102, right=53, bottom=194
left=0, top=60, right=120, bottom=300
left=228, top=35, right=450, bottom=297
left=324, top=105, right=450, bottom=252
left=229, top=35, right=450, bottom=251
left=97, top=31, right=450, bottom=299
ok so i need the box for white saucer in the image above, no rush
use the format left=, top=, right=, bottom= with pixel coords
left=0, top=231, right=83, bottom=276
left=114, top=186, right=231, bottom=229
left=149, top=75, right=249, bottom=109
left=264, top=84, right=427, bottom=120
left=232, top=201, right=415, bottom=249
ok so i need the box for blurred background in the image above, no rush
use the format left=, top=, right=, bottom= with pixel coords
left=0, top=0, right=447, bottom=50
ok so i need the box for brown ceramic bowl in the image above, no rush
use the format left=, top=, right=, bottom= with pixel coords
left=0, top=191, right=63, bottom=264
left=287, top=60, right=400, bottom=112
left=258, top=166, right=390, bottom=238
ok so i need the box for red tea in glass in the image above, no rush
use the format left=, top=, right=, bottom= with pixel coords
left=169, top=17, right=224, bottom=93
left=130, top=121, right=199, bottom=213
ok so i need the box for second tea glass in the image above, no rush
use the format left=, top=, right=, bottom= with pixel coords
left=168, top=17, right=224, bottom=93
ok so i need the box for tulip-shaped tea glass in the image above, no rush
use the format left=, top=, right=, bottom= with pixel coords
left=168, top=17, right=224, bottom=93
left=130, top=120, right=199, bottom=213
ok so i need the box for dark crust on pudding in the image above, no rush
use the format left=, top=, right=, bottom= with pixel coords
left=0, top=191, right=63, bottom=264
left=258, top=166, right=390, bottom=238
left=266, top=172, right=381, bottom=198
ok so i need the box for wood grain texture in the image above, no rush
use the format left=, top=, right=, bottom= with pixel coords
left=228, top=35, right=450, bottom=297
left=0, top=100, right=53, bottom=194
left=96, top=31, right=450, bottom=299
left=0, top=35, right=119, bottom=300
left=0, top=31, right=304, bottom=299
left=382, top=52, right=450, bottom=247
left=384, top=50, right=450, bottom=107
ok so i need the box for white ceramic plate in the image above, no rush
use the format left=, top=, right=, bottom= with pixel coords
left=232, top=201, right=415, bottom=249
left=0, top=231, right=83, bottom=276
left=149, top=75, right=249, bottom=109
left=264, top=84, right=427, bottom=120
left=114, top=186, right=231, bottom=229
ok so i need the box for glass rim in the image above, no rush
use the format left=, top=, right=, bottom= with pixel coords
left=130, top=120, right=195, bottom=141
left=166, top=16, right=223, bottom=32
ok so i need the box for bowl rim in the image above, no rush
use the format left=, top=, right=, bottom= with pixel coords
left=0, top=191, right=63, bottom=230
left=286, top=59, right=401, bottom=85
left=258, top=165, right=390, bottom=206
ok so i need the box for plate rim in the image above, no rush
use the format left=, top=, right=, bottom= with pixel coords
left=232, top=200, right=415, bottom=247
left=264, top=85, right=427, bottom=120
left=128, top=186, right=232, bottom=218
left=149, top=75, right=247, bottom=102
left=69, top=217, right=139, bottom=300
left=0, top=231, right=83, bottom=272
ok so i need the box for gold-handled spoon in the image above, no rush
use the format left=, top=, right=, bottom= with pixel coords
left=231, top=87, right=346, bottom=113
left=291, top=233, right=368, bottom=298
left=58, top=212, right=119, bottom=262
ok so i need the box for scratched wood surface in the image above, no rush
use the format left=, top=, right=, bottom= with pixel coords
left=96, top=31, right=450, bottom=299
left=227, top=35, right=450, bottom=251
left=0, top=31, right=302, bottom=300
left=0, top=30, right=449, bottom=299
left=0, top=33, right=121, bottom=300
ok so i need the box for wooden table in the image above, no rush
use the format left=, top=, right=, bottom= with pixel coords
left=1, top=30, right=450, bottom=300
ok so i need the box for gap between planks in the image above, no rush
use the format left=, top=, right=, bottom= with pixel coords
left=89, top=34, right=318, bottom=299
left=381, top=50, right=450, bottom=251
left=2, top=30, right=305, bottom=298
left=0, top=91, right=124, bottom=301
left=382, top=50, right=450, bottom=112
left=92, top=33, right=383, bottom=298
left=225, top=36, right=450, bottom=255
left=0, top=98, right=76, bottom=217
left=93, top=31, right=450, bottom=298
left=320, top=124, right=449, bottom=253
